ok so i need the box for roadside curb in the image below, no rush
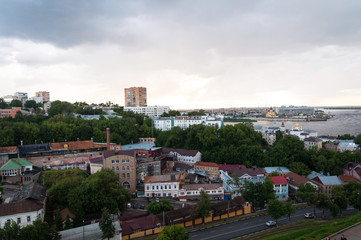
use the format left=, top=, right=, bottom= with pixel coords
left=324, top=221, right=361, bottom=240
left=187, top=211, right=268, bottom=233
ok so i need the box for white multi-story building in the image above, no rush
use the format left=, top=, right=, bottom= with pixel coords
left=162, top=148, right=201, bottom=165
left=153, top=115, right=224, bottom=131
left=144, top=175, right=181, bottom=198
left=124, top=106, right=170, bottom=117
left=0, top=200, right=44, bottom=228
left=179, top=183, right=224, bottom=201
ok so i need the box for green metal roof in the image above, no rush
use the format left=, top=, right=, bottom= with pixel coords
left=0, top=158, right=33, bottom=170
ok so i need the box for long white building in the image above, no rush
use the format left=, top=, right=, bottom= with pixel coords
left=124, top=106, right=170, bottom=117
left=153, top=115, right=224, bottom=131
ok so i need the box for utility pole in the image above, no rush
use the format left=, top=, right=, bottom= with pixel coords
left=162, top=211, right=165, bottom=226
left=227, top=198, right=230, bottom=219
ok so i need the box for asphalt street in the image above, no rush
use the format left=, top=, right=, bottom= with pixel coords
left=188, top=206, right=358, bottom=240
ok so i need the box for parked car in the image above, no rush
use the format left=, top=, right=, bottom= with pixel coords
left=139, top=203, right=145, bottom=209
left=132, top=202, right=138, bottom=209
left=266, top=220, right=276, bottom=227
left=127, top=203, right=131, bottom=208
left=304, top=213, right=314, bottom=218
left=155, top=198, right=160, bottom=202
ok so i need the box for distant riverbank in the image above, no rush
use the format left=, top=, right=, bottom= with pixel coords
left=225, top=110, right=361, bottom=136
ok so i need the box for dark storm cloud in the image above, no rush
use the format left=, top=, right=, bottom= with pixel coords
left=1, top=0, right=361, bottom=53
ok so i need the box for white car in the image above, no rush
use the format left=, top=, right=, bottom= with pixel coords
left=266, top=220, right=276, bottom=227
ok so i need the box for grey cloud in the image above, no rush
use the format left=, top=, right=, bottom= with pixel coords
left=1, top=0, right=361, bottom=55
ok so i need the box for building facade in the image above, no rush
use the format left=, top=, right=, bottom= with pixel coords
left=178, top=183, right=224, bottom=201
left=269, top=176, right=289, bottom=200
left=124, top=87, right=147, bottom=107
left=35, top=91, right=50, bottom=102
left=304, top=137, right=323, bottom=150
left=162, top=148, right=201, bottom=165
left=0, top=107, right=22, bottom=118
left=153, top=116, right=224, bottom=131
left=124, top=106, right=169, bottom=117
left=144, top=175, right=181, bottom=198
left=103, top=150, right=137, bottom=193
left=194, top=162, right=219, bottom=179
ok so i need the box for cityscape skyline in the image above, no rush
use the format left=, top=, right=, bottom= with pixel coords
left=1, top=1, right=361, bottom=109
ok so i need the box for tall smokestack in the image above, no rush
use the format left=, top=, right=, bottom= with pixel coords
left=106, top=128, right=110, bottom=151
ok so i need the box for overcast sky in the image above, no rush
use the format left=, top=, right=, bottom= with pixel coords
left=1, top=0, right=361, bottom=109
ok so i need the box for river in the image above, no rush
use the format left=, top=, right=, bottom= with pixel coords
left=225, top=110, right=361, bottom=137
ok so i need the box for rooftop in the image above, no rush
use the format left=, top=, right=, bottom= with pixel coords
left=285, top=172, right=310, bottom=187
left=194, top=161, right=219, bottom=167
left=228, top=167, right=265, bottom=177
left=180, top=183, right=222, bottom=191
left=264, top=167, right=291, bottom=174
left=270, top=176, right=288, bottom=185
left=162, top=148, right=200, bottom=157
left=121, top=142, right=155, bottom=151
left=144, top=174, right=180, bottom=183
left=313, top=176, right=343, bottom=186
left=304, top=137, right=322, bottom=142
left=0, top=158, right=32, bottom=170
left=219, top=164, right=246, bottom=172
left=0, top=199, right=43, bottom=217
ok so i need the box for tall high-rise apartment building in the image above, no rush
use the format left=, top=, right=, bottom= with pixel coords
left=124, top=87, right=147, bottom=107
left=35, top=91, right=50, bottom=102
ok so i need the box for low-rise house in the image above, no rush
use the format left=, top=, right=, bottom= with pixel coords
left=162, top=148, right=201, bottom=165
left=173, top=162, right=193, bottom=173
left=338, top=175, right=361, bottom=184
left=343, top=161, right=361, bottom=182
left=304, top=137, right=322, bottom=150
left=220, top=168, right=266, bottom=199
left=311, top=176, right=343, bottom=197
left=89, top=156, right=103, bottom=174
left=193, top=162, right=219, bottom=179
left=0, top=183, right=46, bottom=228
left=269, top=176, right=288, bottom=200
left=285, top=172, right=318, bottom=196
left=307, top=171, right=325, bottom=179
left=337, top=142, right=360, bottom=152
left=324, top=142, right=339, bottom=151
left=218, top=164, right=246, bottom=173
left=264, top=167, right=290, bottom=176
left=178, top=183, right=224, bottom=202
left=144, top=175, right=181, bottom=198
left=1, top=158, right=33, bottom=183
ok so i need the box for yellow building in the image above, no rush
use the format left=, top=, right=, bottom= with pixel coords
left=266, top=109, right=277, bottom=118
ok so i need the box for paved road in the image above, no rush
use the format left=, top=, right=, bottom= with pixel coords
left=188, top=207, right=358, bottom=240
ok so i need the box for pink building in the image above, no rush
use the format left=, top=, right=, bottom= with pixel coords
left=0, top=107, right=22, bottom=118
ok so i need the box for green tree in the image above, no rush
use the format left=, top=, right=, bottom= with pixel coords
left=24, top=100, right=38, bottom=109
left=285, top=200, right=296, bottom=220
left=296, top=183, right=317, bottom=215
left=337, top=134, right=355, bottom=140
left=10, top=99, right=22, bottom=107
left=157, top=225, right=188, bottom=240
left=242, top=178, right=275, bottom=210
left=267, top=199, right=286, bottom=225
left=270, top=171, right=279, bottom=176
left=275, top=130, right=283, bottom=142
left=332, top=187, right=348, bottom=215
left=196, top=190, right=212, bottom=218
left=317, top=193, right=332, bottom=217
left=330, top=203, right=340, bottom=217
left=19, top=219, right=60, bottom=240
left=64, top=214, right=72, bottom=230
left=147, top=198, right=174, bottom=215
left=0, top=98, right=8, bottom=108
left=48, top=100, right=75, bottom=117
left=349, top=190, right=361, bottom=211
left=354, top=133, right=361, bottom=145
left=54, top=210, right=63, bottom=231
left=99, top=208, right=115, bottom=240
left=0, top=221, right=21, bottom=240
left=288, top=162, right=311, bottom=176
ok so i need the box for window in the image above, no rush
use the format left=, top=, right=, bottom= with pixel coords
left=157, top=186, right=159, bottom=190
left=122, top=173, right=125, bottom=178
left=147, top=186, right=149, bottom=190
left=122, top=166, right=125, bottom=170
left=116, top=166, right=119, bottom=170
left=174, top=185, right=177, bottom=189
left=123, top=182, right=130, bottom=189
left=152, top=186, right=155, bottom=190
left=127, top=166, right=130, bottom=170
left=27, top=216, right=31, bottom=222
left=165, top=185, right=167, bottom=190
left=112, top=167, right=115, bottom=170
left=17, top=218, right=21, bottom=224
left=161, top=186, right=163, bottom=190
left=127, top=173, right=130, bottom=178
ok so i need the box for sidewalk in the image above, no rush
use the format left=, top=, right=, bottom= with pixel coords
left=327, top=222, right=361, bottom=240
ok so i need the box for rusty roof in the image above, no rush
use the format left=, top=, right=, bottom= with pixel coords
left=0, top=146, right=18, bottom=154
left=0, top=200, right=43, bottom=217
left=50, top=140, right=98, bottom=151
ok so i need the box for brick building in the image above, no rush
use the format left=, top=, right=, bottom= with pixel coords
left=194, top=161, right=219, bottom=179
left=0, top=107, right=22, bottom=118
left=124, top=87, right=147, bottom=107
left=103, top=150, right=137, bottom=193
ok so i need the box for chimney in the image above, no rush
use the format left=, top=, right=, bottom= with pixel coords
left=106, top=128, right=110, bottom=151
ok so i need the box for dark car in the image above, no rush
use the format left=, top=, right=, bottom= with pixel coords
left=139, top=203, right=145, bottom=209
left=132, top=202, right=138, bottom=209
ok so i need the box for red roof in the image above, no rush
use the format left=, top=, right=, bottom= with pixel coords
left=338, top=175, right=361, bottom=183
left=218, top=164, right=246, bottom=172
left=270, top=176, right=288, bottom=185
left=285, top=172, right=310, bottom=187
left=194, top=161, right=219, bottom=167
